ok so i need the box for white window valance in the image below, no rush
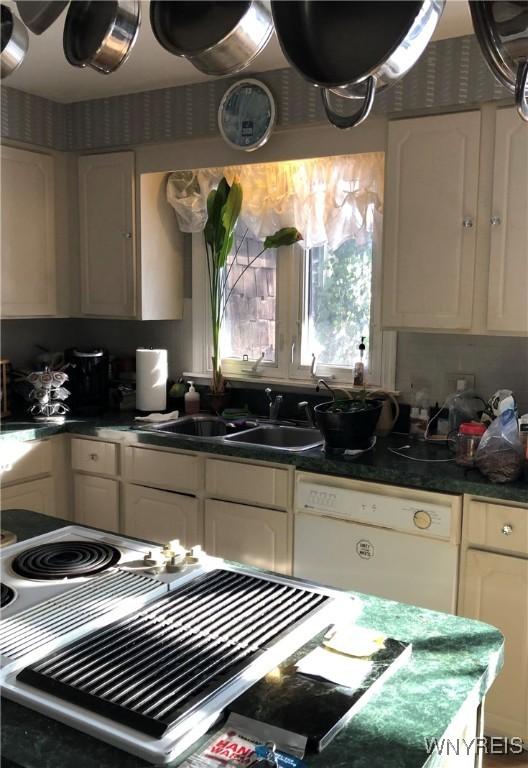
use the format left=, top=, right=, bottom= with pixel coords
left=166, top=152, right=384, bottom=250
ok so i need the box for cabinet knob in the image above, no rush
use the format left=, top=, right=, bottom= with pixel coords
left=462, top=218, right=474, bottom=229
left=122, top=232, right=132, bottom=239
left=89, top=453, right=99, bottom=462
left=490, top=216, right=501, bottom=226
left=501, top=523, right=513, bottom=536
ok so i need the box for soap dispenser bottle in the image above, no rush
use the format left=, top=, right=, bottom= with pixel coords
left=353, top=337, right=366, bottom=386
left=184, top=381, right=200, bottom=415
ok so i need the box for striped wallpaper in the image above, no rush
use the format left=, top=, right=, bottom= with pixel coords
left=1, top=34, right=510, bottom=152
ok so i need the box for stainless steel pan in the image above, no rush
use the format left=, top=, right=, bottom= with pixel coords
left=272, top=1, right=445, bottom=129
left=1, top=4, right=28, bottom=79
left=16, top=1, right=69, bottom=35
left=150, top=1, right=273, bottom=77
left=63, top=0, right=140, bottom=75
left=470, top=1, right=528, bottom=122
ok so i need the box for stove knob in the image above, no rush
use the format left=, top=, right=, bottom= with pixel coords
left=143, top=551, right=159, bottom=567
left=166, top=553, right=186, bottom=573
left=186, top=545, right=203, bottom=564
left=413, top=510, right=432, bottom=530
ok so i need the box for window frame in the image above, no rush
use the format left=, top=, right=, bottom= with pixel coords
left=190, top=166, right=396, bottom=391
left=288, top=207, right=393, bottom=387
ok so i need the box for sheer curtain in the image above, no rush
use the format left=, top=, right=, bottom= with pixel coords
left=166, top=153, right=384, bottom=249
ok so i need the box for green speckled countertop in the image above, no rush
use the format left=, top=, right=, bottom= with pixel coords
left=1, top=511, right=504, bottom=768
left=2, top=413, right=527, bottom=503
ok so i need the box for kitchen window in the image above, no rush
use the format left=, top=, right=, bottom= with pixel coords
left=173, top=153, right=395, bottom=389
left=222, top=226, right=278, bottom=367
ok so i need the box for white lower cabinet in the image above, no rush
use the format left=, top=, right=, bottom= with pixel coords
left=204, top=499, right=289, bottom=575
left=73, top=474, right=119, bottom=532
left=460, top=548, right=528, bottom=741
left=123, top=484, right=201, bottom=548
left=1, top=477, right=55, bottom=515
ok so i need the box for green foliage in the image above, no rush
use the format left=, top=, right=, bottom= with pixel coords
left=263, top=227, right=303, bottom=249
left=203, top=176, right=302, bottom=393
left=311, top=237, right=372, bottom=367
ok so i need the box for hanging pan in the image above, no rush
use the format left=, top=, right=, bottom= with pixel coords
left=470, top=1, right=528, bottom=122
left=150, top=1, right=273, bottom=77
left=63, top=0, right=140, bottom=75
left=271, top=1, right=445, bottom=129
left=1, top=4, right=28, bottom=79
left=15, top=1, right=69, bottom=35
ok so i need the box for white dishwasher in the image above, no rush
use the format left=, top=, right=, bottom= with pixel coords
left=294, top=474, right=462, bottom=614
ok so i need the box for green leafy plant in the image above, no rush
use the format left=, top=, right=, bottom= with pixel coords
left=204, top=176, right=302, bottom=394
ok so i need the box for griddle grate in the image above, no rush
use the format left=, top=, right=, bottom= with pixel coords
left=18, top=569, right=330, bottom=738
left=0, top=570, right=162, bottom=660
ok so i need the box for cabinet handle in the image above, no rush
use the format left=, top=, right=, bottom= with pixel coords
left=291, top=339, right=296, bottom=365
left=490, top=216, right=501, bottom=226
left=89, top=453, right=99, bottom=462
left=462, top=218, right=473, bottom=229
left=501, top=523, right=513, bottom=536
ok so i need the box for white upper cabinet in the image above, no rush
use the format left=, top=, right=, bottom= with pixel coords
left=78, top=153, right=183, bottom=320
left=1, top=146, right=56, bottom=317
left=79, top=151, right=136, bottom=317
left=486, top=108, right=528, bottom=334
left=382, top=111, right=481, bottom=330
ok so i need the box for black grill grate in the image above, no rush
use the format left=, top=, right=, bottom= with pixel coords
left=18, top=570, right=330, bottom=738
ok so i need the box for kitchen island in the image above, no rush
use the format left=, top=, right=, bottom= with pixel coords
left=1, top=509, right=504, bottom=768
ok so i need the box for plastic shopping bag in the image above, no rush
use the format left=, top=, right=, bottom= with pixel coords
left=475, top=398, right=523, bottom=483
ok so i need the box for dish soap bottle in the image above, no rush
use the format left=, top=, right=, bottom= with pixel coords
left=353, top=337, right=366, bottom=386
left=184, top=381, right=200, bottom=415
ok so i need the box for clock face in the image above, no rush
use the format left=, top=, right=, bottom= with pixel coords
left=218, top=79, right=276, bottom=151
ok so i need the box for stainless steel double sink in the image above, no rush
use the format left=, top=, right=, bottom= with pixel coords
left=136, top=415, right=324, bottom=452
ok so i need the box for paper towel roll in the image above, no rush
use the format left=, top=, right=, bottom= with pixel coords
left=136, top=348, right=168, bottom=412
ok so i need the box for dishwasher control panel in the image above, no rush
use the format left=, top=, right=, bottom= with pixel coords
left=296, top=480, right=454, bottom=539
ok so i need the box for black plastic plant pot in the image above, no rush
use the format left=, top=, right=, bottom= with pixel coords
left=314, top=398, right=383, bottom=454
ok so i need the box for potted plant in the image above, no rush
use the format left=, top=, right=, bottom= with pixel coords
left=203, top=176, right=301, bottom=410
left=313, top=385, right=383, bottom=454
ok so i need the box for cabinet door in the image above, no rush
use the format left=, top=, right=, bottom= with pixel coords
left=382, top=112, right=480, bottom=330
left=460, top=548, right=528, bottom=740
left=205, top=499, right=289, bottom=574
left=487, top=108, right=528, bottom=333
left=0, top=477, right=55, bottom=515
left=1, top=146, right=56, bottom=317
left=73, top=473, right=119, bottom=532
left=79, top=152, right=136, bottom=317
left=123, top=484, right=201, bottom=548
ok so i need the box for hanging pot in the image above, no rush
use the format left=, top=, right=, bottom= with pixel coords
left=271, top=1, right=445, bottom=129
left=63, top=0, right=140, bottom=75
left=470, top=1, right=528, bottom=122
left=150, top=1, right=273, bottom=77
left=15, top=1, right=69, bottom=35
left=1, top=4, right=29, bottom=79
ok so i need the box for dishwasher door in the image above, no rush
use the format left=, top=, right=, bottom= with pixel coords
left=294, top=511, right=459, bottom=613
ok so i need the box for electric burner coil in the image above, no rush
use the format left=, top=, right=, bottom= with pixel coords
left=11, top=541, right=121, bottom=580
left=1, top=583, right=15, bottom=608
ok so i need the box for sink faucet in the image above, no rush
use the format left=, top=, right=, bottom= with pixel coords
left=316, top=378, right=337, bottom=400
left=298, top=401, right=316, bottom=428
left=265, top=388, right=283, bottom=421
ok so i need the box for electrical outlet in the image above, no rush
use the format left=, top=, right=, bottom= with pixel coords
left=446, top=373, right=475, bottom=393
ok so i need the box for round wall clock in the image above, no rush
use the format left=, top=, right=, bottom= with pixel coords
left=218, top=79, right=276, bottom=151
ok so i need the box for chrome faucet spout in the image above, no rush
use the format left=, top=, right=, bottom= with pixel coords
left=316, top=378, right=336, bottom=400
left=298, top=400, right=315, bottom=428
left=265, top=387, right=283, bottom=420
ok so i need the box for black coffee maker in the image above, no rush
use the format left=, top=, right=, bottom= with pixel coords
left=65, top=349, right=109, bottom=415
